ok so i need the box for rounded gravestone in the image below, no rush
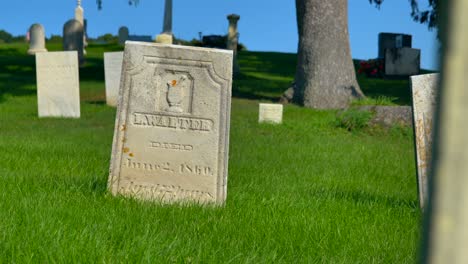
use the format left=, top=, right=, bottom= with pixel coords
left=27, top=23, right=47, bottom=55
left=118, top=26, right=129, bottom=45
left=63, top=19, right=84, bottom=65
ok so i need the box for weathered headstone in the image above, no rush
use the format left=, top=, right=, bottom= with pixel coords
left=27, top=23, right=48, bottom=55
left=378, top=33, right=412, bottom=58
left=104, top=52, right=124, bottom=107
left=385, top=47, right=420, bottom=76
left=423, top=0, right=468, bottom=262
left=410, top=73, right=438, bottom=209
left=35, top=51, right=80, bottom=118
left=259, top=103, right=283, bottom=124
left=108, top=41, right=233, bottom=204
left=63, top=19, right=84, bottom=65
left=118, top=26, right=129, bottom=45
left=227, top=14, right=240, bottom=75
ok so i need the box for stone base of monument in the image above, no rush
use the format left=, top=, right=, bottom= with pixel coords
left=155, top=33, right=173, bottom=44
left=27, top=48, right=48, bottom=55
left=356, top=105, right=412, bottom=127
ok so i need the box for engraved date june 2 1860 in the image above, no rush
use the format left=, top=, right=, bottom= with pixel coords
left=125, top=158, right=213, bottom=176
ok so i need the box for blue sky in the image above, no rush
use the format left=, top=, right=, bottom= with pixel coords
left=2, top=0, right=439, bottom=69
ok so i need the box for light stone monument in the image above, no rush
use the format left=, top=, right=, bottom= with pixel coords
left=155, top=0, right=174, bottom=44
left=74, top=0, right=87, bottom=55
left=259, top=103, right=283, bottom=124
left=410, top=73, right=438, bottom=209
left=108, top=41, right=233, bottom=204
left=118, top=26, right=129, bottom=45
left=423, top=0, right=468, bottom=262
left=27, top=24, right=48, bottom=55
left=63, top=19, right=84, bottom=66
left=227, top=14, right=240, bottom=75
left=35, top=51, right=80, bottom=118
left=104, top=52, right=124, bottom=107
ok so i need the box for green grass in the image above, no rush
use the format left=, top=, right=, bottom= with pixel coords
left=0, top=43, right=420, bottom=262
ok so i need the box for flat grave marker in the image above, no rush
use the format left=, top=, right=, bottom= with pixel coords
left=259, top=103, right=283, bottom=124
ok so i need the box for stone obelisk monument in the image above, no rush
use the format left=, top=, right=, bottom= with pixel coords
left=75, top=0, right=87, bottom=55
left=155, top=0, right=174, bottom=44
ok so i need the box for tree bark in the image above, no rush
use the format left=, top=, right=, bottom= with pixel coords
left=294, top=0, right=364, bottom=109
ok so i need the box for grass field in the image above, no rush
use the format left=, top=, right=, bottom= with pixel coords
left=0, top=42, right=420, bottom=262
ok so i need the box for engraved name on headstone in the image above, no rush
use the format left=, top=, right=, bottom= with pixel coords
left=104, top=52, right=124, bottom=107
left=259, top=103, right=283, bottom=124
left=108, top=42, right=233, bottom=204
left=410, top=73, right=438, bottom=209
left=35, top=51, right=80, bottom=118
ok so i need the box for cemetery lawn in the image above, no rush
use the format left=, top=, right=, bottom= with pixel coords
left=0, top=43, right=420, bottom=262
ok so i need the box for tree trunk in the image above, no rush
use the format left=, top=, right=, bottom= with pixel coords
left=293, top=0, right=364, bottom=109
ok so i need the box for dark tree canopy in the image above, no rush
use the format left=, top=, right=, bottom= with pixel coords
left=370, top=0, right=439, bottom=30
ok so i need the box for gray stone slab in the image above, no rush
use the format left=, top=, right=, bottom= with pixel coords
left=35, top=51, right=80, bottom=118
left=104, top=52, right=123, bottom=107
left=410, top=73, right=438, bottom=208
left=385, top=47, right=420, bottom=76
left=259, top=103, right=283, bottom=124
left=108, top=41, right=233, bottom=204
left=28, top=23, right=47, bottom=55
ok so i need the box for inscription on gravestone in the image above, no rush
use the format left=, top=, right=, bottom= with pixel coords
left=411, top=73, right=438, bottom=208
left=259, top=103, right=283, bottom=124
left=35, top=51, right=80, bottom=118
left=104, top=52, right=123, bottom=107
left=108, top=42, right=233, bottom=204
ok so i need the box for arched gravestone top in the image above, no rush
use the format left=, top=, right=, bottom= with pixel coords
left=63, top=19, right=84, bottom=65
left=28, top=23, right=47, bottom=55
left=118, top=26, right=129, bottom=45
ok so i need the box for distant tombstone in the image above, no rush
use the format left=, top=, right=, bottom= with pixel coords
left=227, top=14, right=240, bottom=75
left=74, top=0, right=87, bottom=55
left=27, top=23, right=47, bottom=55
left=410, top=73, right=438, bottom=208
left=118, top=26, right=129, bottom=45
left=378, top=33, right=412, bottom=58
left=108, top=41, right=233, bottom=204
left=35, top=51, right=80, bottom=118
left=259, top=103, right=283, bottom=124
left=385, top=47, right=420, bottom=76
left=155, top=0, right=174, bottom=44
left=104, top=52, right=123, bottom=107
left=63, top=19, right=84, bottom=65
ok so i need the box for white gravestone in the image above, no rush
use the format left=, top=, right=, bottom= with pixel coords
left=104, top=52, right=124, bottom=107
left=108, top=41, right=233, bottom=204
left=411, top=73, right=438, bottom=208
left=259, top=103, right=283, bottom=124
left=35, top=51, right=80, bottom=118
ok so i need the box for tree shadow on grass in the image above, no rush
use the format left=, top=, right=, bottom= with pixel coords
left=0, top=49, right=37, bottom=102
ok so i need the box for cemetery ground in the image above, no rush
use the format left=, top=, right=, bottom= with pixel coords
left=1, top=42, right=420, bottom=262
